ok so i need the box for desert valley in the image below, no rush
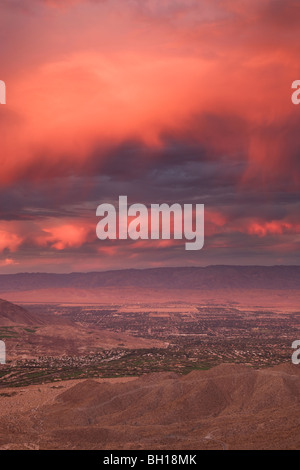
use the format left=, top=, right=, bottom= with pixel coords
left=0, top=266, right=299, bottom=450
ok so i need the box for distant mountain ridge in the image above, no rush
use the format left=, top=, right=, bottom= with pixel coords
left=0, top=266, right=299, bottom=291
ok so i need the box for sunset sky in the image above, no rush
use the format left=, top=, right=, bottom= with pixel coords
left=0, top=0, right=300, bottom=273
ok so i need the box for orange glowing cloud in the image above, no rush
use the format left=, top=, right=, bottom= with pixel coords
left=37, top=220, right=95, bottom=250
left=247, top=221, right=299, bottom=238
left=0, top=0, right=299, bottom=187
left=0, top=223, right=24, bottom=253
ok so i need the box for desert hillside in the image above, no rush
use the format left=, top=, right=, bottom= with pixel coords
left=0, top=299, right=43, bottom=327
left=0, top=363, right=299, bottom=450
left=0, top=298, right=165, bottom=362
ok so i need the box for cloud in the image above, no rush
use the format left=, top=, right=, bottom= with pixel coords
left=0, top=223, right=24, bottom=253
left=0, top=0, right=300, bottom=271
left=0, top=0, right=299, bottom=186
left=39, top=221, right=95, bottom=250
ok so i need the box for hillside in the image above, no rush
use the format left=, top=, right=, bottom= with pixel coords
left=0, top=299, right=43, bottom=326
left=0, top=363, right=299, bottom=449
left=0, top=297, right=165, bottom=361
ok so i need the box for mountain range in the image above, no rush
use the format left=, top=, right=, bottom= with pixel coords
left=0, top=266, right=299, bottom=292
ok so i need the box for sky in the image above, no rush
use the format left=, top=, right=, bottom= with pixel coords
left=0, top=0, right=300, bottom=273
